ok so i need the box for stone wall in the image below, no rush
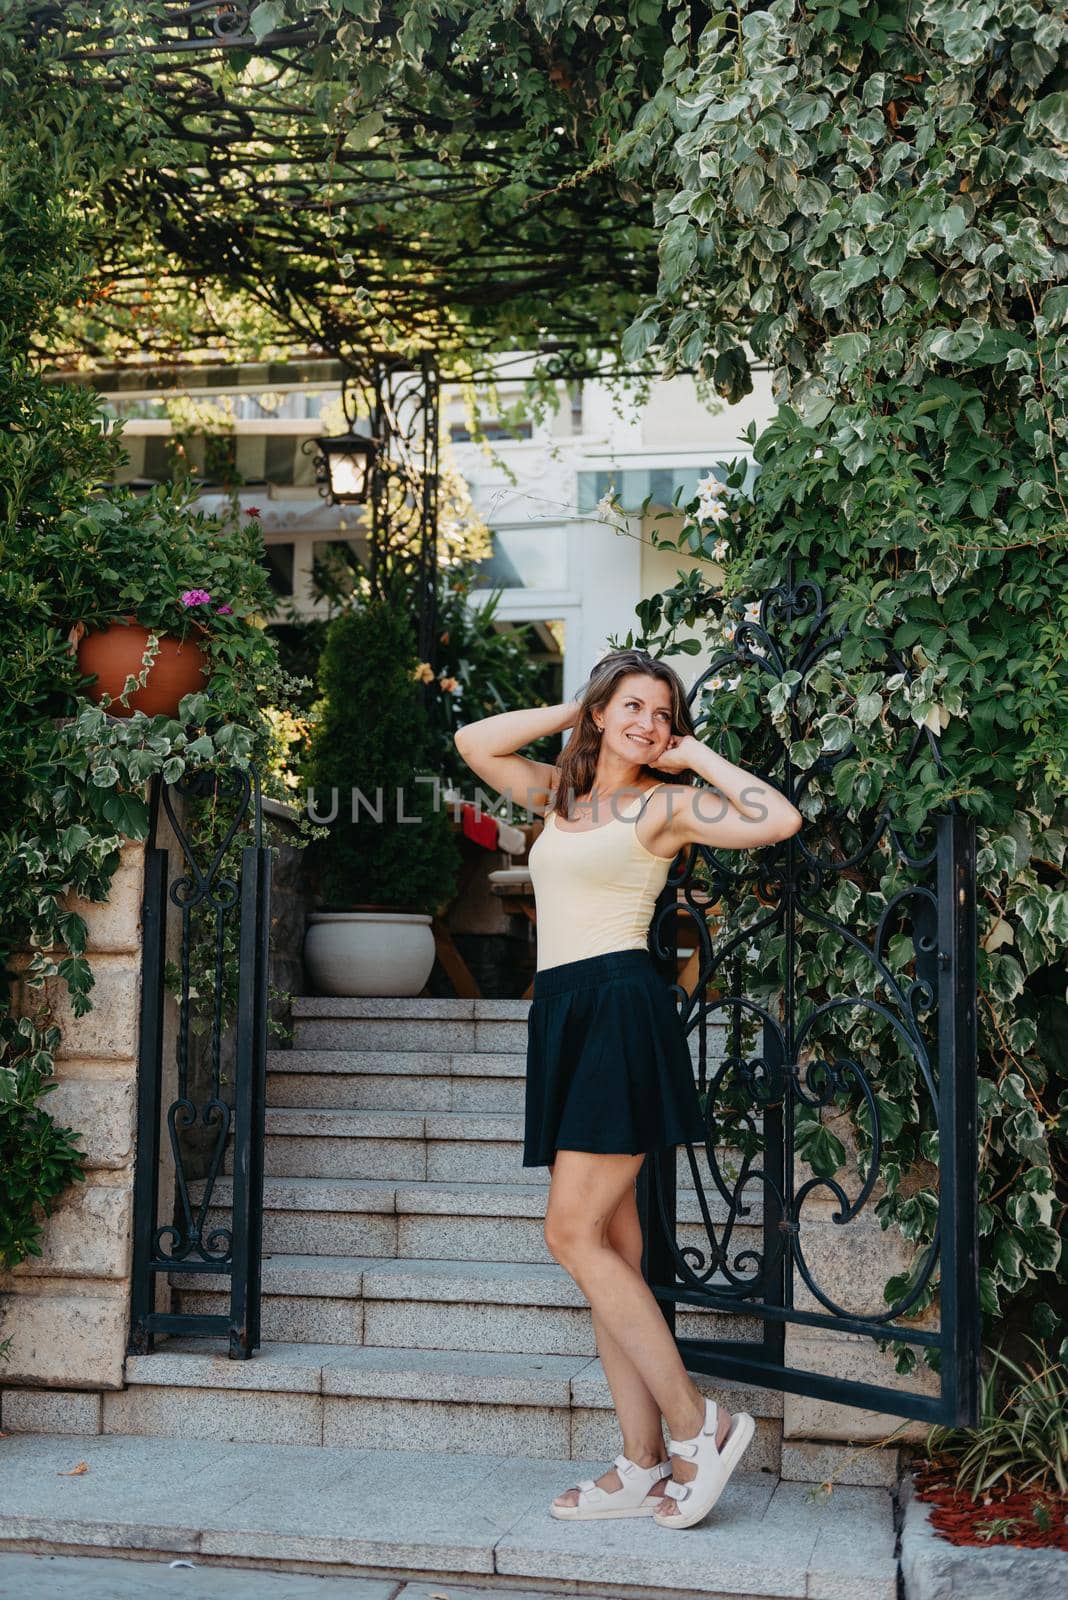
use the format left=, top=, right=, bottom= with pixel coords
left=0, top=787, right=190, bottom=1391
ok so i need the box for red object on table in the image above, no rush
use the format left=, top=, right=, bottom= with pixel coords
left=460, top=804, right=498, bottom=850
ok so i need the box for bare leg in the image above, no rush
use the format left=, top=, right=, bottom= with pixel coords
left=552, top=1168, right=668, bottom=1508
left=545, top=1149, right=731, bottom=1513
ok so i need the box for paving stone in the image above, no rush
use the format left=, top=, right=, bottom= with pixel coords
left=198, top=1450, right=502, bottom=1575
left=44, top=1076, right=137, bottom=1170
left=205, top=1177, right=401, bottom=1215
left=425, top=1141, right=532, bottom=1185
left=472, top=999, right=530, bottom=1020
left=0, top=1434, right=267, bottom=1552
left=0, top=1553, right=396, bottom=1600
left=267, top=1109, right=430, bottom=1140
left=494, top=1465, right=800, bottom=1595
left=781, top=1330, right=935, bottom=1445
left=802, top=1479, right=897, bottom=1600
left=177, top=1256, right=375, bottom=1299
left=24, top=956, right=141, bottom=1061
left=0, top=1436, right=899, bottom=1598
left=398, top=1586, right=571, bottom=1600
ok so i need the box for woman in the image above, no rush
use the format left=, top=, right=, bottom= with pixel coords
left=453, top=647, right=801, bottom=1531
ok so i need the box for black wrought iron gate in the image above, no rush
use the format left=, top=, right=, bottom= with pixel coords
left=638, top=573, right=980, bottom=1426
left=129, top=766, right=271, bottom=1359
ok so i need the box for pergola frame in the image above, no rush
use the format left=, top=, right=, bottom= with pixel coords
left=25, top=2, right=666, bottom=372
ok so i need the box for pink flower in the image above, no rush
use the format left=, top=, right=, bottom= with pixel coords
left=180, top=589, right=212, bottom=607
left=216, top=604, right=233, bottom=615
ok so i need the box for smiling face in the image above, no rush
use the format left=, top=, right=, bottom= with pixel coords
left=592, top=672, right=676, bottom=767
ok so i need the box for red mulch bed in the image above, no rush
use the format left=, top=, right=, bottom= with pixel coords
left=913, top=1462, right=1068, bottom=1550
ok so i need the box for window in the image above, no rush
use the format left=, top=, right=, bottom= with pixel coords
left=469, top=527, right=567, bottom=591
left=449, top=418, right=533, bottom=443
left=261, top=542, right=294, bottom=598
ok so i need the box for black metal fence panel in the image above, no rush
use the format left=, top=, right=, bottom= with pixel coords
left=129, top=766, right=270, bottom=1360
left=638, top=571, right=980, bottom=1426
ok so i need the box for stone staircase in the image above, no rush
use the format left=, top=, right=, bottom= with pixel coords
left=0, top=996, right=899, bottom=1598
left=126, top=997, right=779, bottom=1465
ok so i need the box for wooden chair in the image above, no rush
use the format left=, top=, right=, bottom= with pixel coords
left=434, top=804, right=531, bottom=998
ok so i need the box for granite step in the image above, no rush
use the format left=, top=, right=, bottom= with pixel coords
left=233, top=1107, right=749, bottom=1192
left=266, top=1049, right=527, bottom=1112
left=289, top=997, right=529, bottom=1056
left=37, top=1341, right=778, bottom=1466
left=0, top=1432, right=899, bottom=1599
left=173, top=1255, right=761, bottom=1353
left=291, top=997, right=531, bottom=1021
left=197, top=1175, right=764, bottom=1262
left=286, top=995, right=725, bottom=1067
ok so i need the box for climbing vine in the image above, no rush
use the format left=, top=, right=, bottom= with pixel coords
left=618, top=1, right=1067, bottom=1359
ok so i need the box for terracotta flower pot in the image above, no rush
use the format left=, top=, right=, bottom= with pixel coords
left=76, top=616, right=209, bottom=718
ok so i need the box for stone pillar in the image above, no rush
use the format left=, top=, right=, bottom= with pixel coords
left=0, top=841, right=147, bottom=1391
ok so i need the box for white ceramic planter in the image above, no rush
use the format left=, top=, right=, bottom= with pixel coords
left=303, top=911, right=436, bottom=997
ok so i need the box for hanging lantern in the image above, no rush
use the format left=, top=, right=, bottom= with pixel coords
left=313, top=430, right=377, bottom=505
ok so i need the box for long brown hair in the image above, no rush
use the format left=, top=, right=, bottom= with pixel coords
left=551, top=648, right=698, bottom=818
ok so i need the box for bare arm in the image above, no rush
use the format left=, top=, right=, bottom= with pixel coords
left=653, top=735, right=802, bottom=852
left=453, top=699, right=579, bottom=816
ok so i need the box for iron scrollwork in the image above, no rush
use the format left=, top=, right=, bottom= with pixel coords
left=129, top=765, right=271, bottom=1359
left=302, top=354, right=441, bottom=675
left=640, top=562, right=979, bottom=1425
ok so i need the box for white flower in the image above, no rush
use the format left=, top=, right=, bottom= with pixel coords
left=595, top=488, right=620, bottom=523
left=700, top=498, right=729, bottom=523
left=813, top=447, right=824, bottom=460
left=712, top=538, right=730, bottom=561
left=744, top=601, right=760, bottom=623
left=696, top=473, right=727, bottom=499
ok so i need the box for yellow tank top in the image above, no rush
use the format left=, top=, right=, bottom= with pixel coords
left=527, top=782, right=675, bottom=971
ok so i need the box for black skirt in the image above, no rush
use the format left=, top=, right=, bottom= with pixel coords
left=522, top=947, right=706, bottom=1168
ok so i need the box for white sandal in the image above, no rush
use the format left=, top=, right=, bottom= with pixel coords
left=652, top=1399, right=755, bottom=1530
left=549, top=1452, right=672, bottom=1520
